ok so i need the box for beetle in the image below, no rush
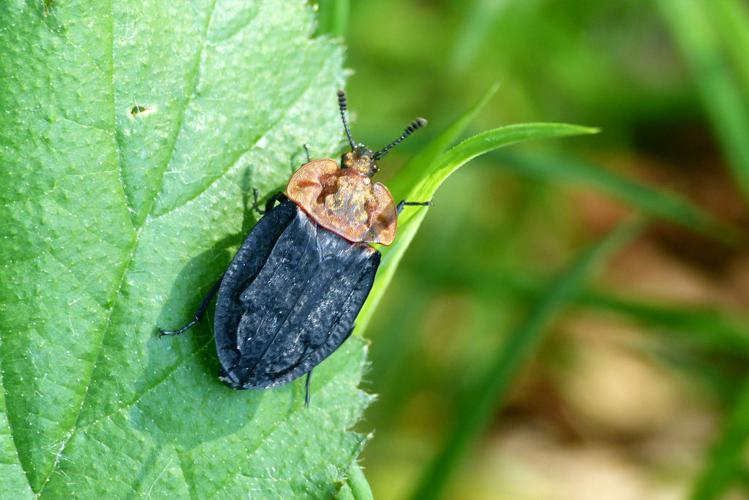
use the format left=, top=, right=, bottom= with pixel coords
left=159, top=90, right=429, bottom=406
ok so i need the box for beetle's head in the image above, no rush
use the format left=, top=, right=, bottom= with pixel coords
left=342, top=144, right=378, bottom=176
left=337, top=90, right=426, bottom=178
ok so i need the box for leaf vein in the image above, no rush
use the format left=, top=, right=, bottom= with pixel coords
left=37, top=247, right=107, bottom=308
left=177, top=449, right=197, bottom=500
left=35, top=0, right=220, bottom=494
left=205, top=370, right=356, bottom=499
left=77, top=336, right=214, bottom=432
left=151, top=55, right=334, bottom=221
left=0, top=356, right=35, bottom=495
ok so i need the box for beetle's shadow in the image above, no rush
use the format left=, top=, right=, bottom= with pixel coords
left=156, top=167, right=260, bottom=356
left=154, top=233, right=239, bottom=376
left=240, top=167, right=263, bottom=235
left=139, top=198, right=268, bottom=447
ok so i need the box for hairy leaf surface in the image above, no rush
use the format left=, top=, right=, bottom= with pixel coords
left=0, top=1, right=371, bottom=497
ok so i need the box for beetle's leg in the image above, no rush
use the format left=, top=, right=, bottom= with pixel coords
left=158, top=277, right=223, bottom=337
left=250, top=188, right=265, bottom=215
left=304, top=371, right=313, bottom=409
left=303, top=144, right=311, bottom=163
left=251, top=190, right=287, bottom=216
left=264, top=191, right=287, bottom=214
left=289, top=145, right=312, bottom=173
left=397, top=200, right=432, bottom=215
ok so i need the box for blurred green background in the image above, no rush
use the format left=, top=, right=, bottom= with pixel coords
left=320, top=0, right=749, bottom=499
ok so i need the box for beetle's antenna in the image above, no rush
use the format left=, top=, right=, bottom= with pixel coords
left=373, top=118, right=427, bottom=160
left=337, top=90, right=356, bottom=150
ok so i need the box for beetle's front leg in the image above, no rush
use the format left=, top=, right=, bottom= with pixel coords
left=251, top=190, right=288, bottom=216
left=158, top=277, right=223, bottom=337
left=288, top=144, right=311, bottom=173
left=264, top=191, right=287, bottom=213
left=397, top=200, right=432, bottom=215
left=303, top=144, right=311, bottom=163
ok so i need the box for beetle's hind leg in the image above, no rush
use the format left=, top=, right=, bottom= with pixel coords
left=158, top=277, right=223, bottom=337
left=397, top=199, right=432, bottom=214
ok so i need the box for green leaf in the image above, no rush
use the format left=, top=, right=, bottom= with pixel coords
left=0, top=1, right=371, bottom=497
left=356, top=120, right=598, bottom=333
left=410, top=218, right=645, bottom=500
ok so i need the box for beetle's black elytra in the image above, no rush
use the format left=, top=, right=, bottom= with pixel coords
left=159, top=90, right=429, bottom=406
left=214, top=199, right=380, bottom=390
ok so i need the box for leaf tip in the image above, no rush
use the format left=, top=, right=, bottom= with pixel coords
left=573, top=125, right=601, bottom=135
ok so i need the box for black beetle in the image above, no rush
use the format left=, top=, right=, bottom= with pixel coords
left=159, top=90, right=429, bottom=406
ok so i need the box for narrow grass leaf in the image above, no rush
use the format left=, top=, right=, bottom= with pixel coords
left=708, top=0, right=749, bottom=91
left=335, top=463, right=375, bottom=500
left=410, top=218, right=644, bottom=500
left=692, top=380, right=749, bottom=500
left=356, top=122, right=597, bottom=333
left=424, top=264, right=749, bottom=356
left=449, top=0, right=511, bottom=72
left=659, top=0, right=749, bottom=203
left=494, top=151, right=742, bottom=243
left=578, top=292, right=749, bottom=354
left=390, top=83, right=500, bottom=199
left=315, top=0, right=349, bottom=38
left=353, top=87, right=496, bottom=333
left=392, top=123, right=599, bottom=204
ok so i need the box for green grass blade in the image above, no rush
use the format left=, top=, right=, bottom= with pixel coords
left=449, top=0, right=511, bottom=72
left=315, top=0, right=349, bottom=38
left=494, top=151, right=742, bottom=243
left=335, top=463, right=374, bottom=500
left=708, top=0, right=749, bottom=91
left=335, top=484, right=355, bottom=500
left=396, top=123, right=599, bottom=203
left=390, top=83, right=500, bottom=200
left=424, top=264, right=749, bottom=355
left=578, top=292, right=749, bottom=354
left=355, top=122, right=597, bottom=334
left=409, top=218, right=644, bottom=500
left=691, top=380, right=749, bottom=500
left=658, top=0, right=749, bottom=203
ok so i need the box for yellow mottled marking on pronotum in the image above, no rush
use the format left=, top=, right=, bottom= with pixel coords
left=286, top=159, right=397, bottom=245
